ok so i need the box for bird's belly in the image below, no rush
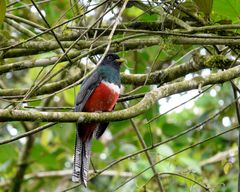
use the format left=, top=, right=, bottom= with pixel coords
left=83, top=82, right=120, bottom=112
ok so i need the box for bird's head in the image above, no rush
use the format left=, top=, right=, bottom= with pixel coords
left=101, top=53, right=125, bottom=69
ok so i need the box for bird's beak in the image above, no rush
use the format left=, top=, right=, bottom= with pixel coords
left=115, top=58, right=125, bottom=65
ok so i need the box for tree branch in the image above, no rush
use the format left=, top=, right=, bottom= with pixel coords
left=0, top=64, right=239, bottom=122
left=11, top=122, right=35, bottom=192
left=0, top=170, right=133, bottom=188
left=3, top=35, right=240, bottom=59
left=0, top=58, right=206, bottom=97
left=122, top=102, right=164, bottom=191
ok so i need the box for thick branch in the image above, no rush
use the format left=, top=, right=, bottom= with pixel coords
left=128, top=0, right=192, bottom=30
left=2, top=33, right=240, bottom=58
left=3, top=36, right=240, bottom=59
left=0, top=70, right=83, bottom=97
left=0, top=65, right=239, bottom=122
left=0, top=60, right=205, bottom=97
left=5, top=14, right=48, bottom=32
left=0, top=51, right=81, bottom=75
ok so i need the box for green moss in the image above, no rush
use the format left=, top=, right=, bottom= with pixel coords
left=205, top=55, right=232, bottom=69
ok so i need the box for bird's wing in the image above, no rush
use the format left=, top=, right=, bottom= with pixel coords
left=95, top=104, right=116, bottom=139
left=73, top=71, right=102, bottom=184
left=75, top=71, right=102, bottom=112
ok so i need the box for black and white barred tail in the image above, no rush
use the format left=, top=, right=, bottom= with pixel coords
left=72, top=134, right=92, bottom=187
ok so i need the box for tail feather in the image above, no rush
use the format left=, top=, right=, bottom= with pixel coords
left=72, top=134, right=92, bottom=187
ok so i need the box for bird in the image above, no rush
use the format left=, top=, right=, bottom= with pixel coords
left=72, top=53, right=124, bottom=186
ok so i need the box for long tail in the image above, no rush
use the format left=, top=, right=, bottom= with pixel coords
left=72, top=134, right=92, bottom=187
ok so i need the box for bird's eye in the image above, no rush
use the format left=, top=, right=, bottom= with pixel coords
left=107, top=55, right=112, bottom=60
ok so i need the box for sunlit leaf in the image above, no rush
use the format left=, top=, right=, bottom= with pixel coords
left=125, top=6, right=143, bottom=17
left=40, top=129, right=53, bottom=147
left=223, top=162, right=232, bottom=174
left=212, top=0, right=240, bottom=23
left=63, top=87, right=79, bottom=106
left=0, top=0, right=6, bottom=24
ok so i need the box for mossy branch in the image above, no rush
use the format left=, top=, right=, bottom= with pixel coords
left=0, top=59, right=205, bottom=97
left=0, top=64, right=239, bottom=122
left=2, top=36, right=240, bottom=59
left=0, top=53, right=236, bottom=97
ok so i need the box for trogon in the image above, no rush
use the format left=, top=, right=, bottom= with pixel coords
left=72, top=53, right=124, bottom=186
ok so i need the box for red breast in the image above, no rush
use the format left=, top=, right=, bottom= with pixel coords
left=83, top=81, right=120, bottom=112
left=79, top=81, right=120, bottom=141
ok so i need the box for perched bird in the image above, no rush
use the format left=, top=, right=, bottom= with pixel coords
left=72, top=53, right=124, bottom=186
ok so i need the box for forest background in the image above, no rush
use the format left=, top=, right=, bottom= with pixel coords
left=0, top=0, right=240, bottom=191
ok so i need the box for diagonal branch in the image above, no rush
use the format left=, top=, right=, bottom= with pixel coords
left=0, top=58, right=205, bottom=97
left=11, top=122, right=35, bottom=192
left=122, top=102, right=164, bottom=192
left=0, top=64, right=240, bottom=122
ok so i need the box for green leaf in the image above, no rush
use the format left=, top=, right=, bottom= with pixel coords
left=0, top=144, right=17, bottom=162
left=143, top=131, right=153, bottom=146
left=162, top=123, right=183, bottom=137
left=63, top=87, right=79, bottom=106
left=138, top=14, right=159, bottom=22
left=31, top=144, right=62, bottom=169
left=125, top=6, right=144, bottom=17
left=0, top=160, right=11, bottom=172
left=212, top=0, right=240, bottom=23
left=40, top=129, right=53, bottom=147
left=0, top=0, right=6, bottom=24
left=194, top=0, right=213, bottom=17
left=223, top=162, right=232, bottom=174
left=92, top=139, right=104, bottom=153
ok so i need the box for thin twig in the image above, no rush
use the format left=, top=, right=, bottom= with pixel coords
left=146, top=172, right=209, bottom=191
left=113, top=126, right=239, bottom=191
left=21, top=0, right=121, bottom=102
left=0, top=123, right=56, bottom=145
left=0, top=0, right=110, bottom=51
left=122, top=102, right=164, bottom=192
left=61, top=97, right=239, bottom=191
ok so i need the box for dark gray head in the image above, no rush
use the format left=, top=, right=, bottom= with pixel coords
left=100, top=53, right=124, bottom=70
